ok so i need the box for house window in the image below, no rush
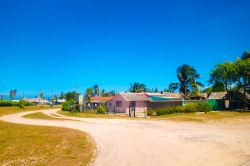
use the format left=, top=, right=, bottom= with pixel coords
left=115, top=101, right=122, bottom=107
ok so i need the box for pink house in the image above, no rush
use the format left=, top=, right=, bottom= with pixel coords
left=111, top=93, right=149, bottom=114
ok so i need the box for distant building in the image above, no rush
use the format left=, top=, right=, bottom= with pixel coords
left=53, top=99, right=66, bottom=105
left=23, top=97, right=49, bottom=105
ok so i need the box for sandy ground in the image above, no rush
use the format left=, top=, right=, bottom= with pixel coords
left=1, top=109, right=250, bottom=166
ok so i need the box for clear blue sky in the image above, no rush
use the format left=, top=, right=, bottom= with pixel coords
left=0, top=0, right=249, bottom=97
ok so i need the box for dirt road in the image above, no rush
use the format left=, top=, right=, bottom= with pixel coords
left=1, top=109, right=250, bottom=166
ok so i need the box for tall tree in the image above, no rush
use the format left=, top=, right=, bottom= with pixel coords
left=39, top=92, right=44, bottom=99
left=129, top=82, right=147, bottom=93
left=59, top=92, right=65, bottom=99
left=241, top=51, right=250, bottom=60
left=209, top=62, right=237, bottom=92
left=53, top=95, right=58, bottom=101
left=177, top=64, right=203, bottom=98
left=202, top=87, right=212, bottom=96
left=235, top=58, right=250, bottom=95
left=212, top=81, right=225, bottom=92
left=166, top=82, right=179, bottom=92
left=100, top=89, right=105, bottom=96
left=9, top=89, right=17, bottom=100
left=0, top=94, right=4, bottom=100
left=65, top=91, right=78, bottom=101
left=85, top=88, right=93, bottom=103
left=93, top=84, right=100, bottom=96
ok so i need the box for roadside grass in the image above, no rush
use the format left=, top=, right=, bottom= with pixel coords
left=59, top=110, right=135, bottom=119
left=0, top=106, right=95, bottom=166
left=0, top=105, right=60, bottom=117
left=23, top=112, right=61, bottom=120
left=152, top=111, right=250, bottom=123
left=59, top=110, right=250, bottom=123
left=23, top=112, right=72, bottom=121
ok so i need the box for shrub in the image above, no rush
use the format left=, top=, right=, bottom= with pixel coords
left=147, top=109, right=156, bottom=116
left=96, top=103, right=107, bottom=114
left=0, top=100, right=17, bottom=106
left=182, top=103, right=198, bottom=113
left=18, top=100, right=33, bottom=106
left=155, top=106, right=182, bottom=116
left=155, top=102, right=211, bottom=116
left=196, top=102, right=212, bottom=113
left=62, top=99, right=76, bottom=111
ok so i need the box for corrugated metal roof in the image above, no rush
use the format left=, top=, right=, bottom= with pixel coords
left=120, top=93, right=149, bottom=102
left=208, top=92, right=227, bottom=99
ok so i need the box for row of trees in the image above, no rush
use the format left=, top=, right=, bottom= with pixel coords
left=129, top=64, right=204, bottom=99
left=0, top=90, right=17, bottom=100
left=128, top=51, right=250, bottom=107
left=57, top=84, right=116, bottom=103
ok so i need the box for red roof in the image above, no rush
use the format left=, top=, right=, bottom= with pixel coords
left=91, top=96, right=114, bottom=102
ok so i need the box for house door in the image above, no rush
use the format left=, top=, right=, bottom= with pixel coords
left=129, top=101, right=136, bottom=117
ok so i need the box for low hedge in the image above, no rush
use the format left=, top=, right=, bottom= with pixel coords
left=0, top=100, right=18, bottom=106
left=155, top=102, right=212, bottom=116
left=0, top=100, right=33, bottom=107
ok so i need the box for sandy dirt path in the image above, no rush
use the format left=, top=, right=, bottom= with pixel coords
left=1, top=109, right=250, bottom=166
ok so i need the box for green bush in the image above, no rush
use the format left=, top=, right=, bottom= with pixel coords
left=0, top=100, right=17, bottom=106
left=96, top=103, right=107, bottom=114
left=62, top=99, right=76, bottom=111
left=18, top=100, right=33, bottom=106
left=155, top=106, right=182, bottom=116
left=147, top=109, right=157, bottom=116
left=196, top=102, right=212, bottom=112
left=155, top=102, right=211, bottom=116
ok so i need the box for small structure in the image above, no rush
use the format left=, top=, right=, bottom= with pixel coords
left=90, top=96, right=114, bottom=110
left=23, top=97, right=50, bottom=105
left=208, top=92, right=227, bottom=99
left=111, top=93, right=149, bottom=116
left=189, top=93, right=208, bottom=100
left=53, top=99, right=66, bottom=105
left=146, top=92, right=184, bottom=101
left=208, top=92, right=227, bottom=110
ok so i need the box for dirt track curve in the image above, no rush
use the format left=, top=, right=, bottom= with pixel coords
left=1, top=109, right=250, bottom=166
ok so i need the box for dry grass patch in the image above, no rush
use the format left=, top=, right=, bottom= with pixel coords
left=0, top=106, right=95, bottom=166
left=0, top=121, right=94, bottom=166
left=0, top=105, right=60, bottom=117
left=23, top=112, right=68, bottom=121
left=153, top=111, right=250, bottom=123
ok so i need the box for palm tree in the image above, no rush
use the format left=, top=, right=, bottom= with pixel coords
left=177, top=64, right=203, bottom=98
left=166, top=82, right=179, bottom=92
left=241, top=51, right=250, bottom=60
left=85, top=88, right=93, bottom=103
left=129, top=82, right=147, bottom=93
left=93, top=84, right=99, bottom=96
left=9, top=89, right=17, bottom=100
left=39, top=92, right=44, bottom=99
left=59, top=92, right=65, bottom=99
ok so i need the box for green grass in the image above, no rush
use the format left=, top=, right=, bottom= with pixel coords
left=59, top=110, right=134, bottom=119
left=0, top=106, right=95, bottom=165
